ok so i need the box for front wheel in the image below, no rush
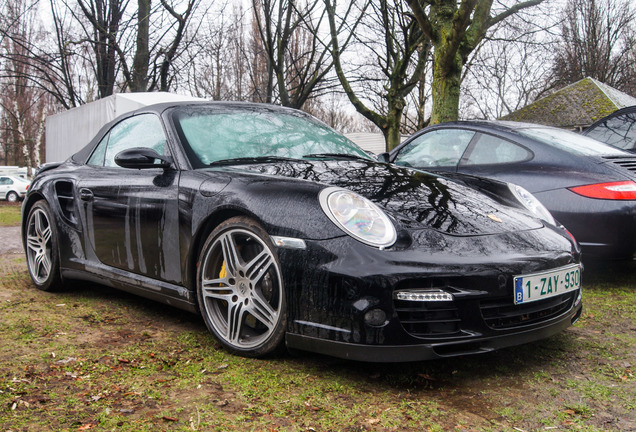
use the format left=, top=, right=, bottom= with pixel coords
left=196, top=217, right=286, bottom=357
left=24, top=201, right=63, bottom=291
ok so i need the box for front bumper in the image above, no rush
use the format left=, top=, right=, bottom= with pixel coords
left=287, top=300, right=582, bottom=362
left=278, top=226, right=582, bottom=362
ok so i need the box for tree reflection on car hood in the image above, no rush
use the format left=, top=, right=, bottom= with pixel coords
left=217, top=158, right=544, bottom=236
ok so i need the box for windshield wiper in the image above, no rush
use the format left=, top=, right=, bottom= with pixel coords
left=302, top=153, right=370, bottom=161
left=209, top=156, right=300, bottom=166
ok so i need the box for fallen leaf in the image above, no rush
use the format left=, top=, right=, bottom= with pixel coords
left=418, top=373, right=437, bottom=381
left=163, top=416, right=178, bottom=422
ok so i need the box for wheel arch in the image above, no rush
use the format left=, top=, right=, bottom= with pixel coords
left=21, top=192, right=47, bottom=243
left=187, top=207, right=266, bottom=301
left=22, top=196, right=64, bottom=291
left=6, top=189, right=19, bottom=200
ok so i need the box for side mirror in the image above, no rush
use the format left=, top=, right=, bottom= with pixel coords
left=115, top=147, right=173, bottom=169
left=376, top=152, right=390, bottom=163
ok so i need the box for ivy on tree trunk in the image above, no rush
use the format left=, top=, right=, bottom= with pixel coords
left=407, top=0, right=545, bottom=124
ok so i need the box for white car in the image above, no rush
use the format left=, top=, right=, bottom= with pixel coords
left=0, top=176, right=30, bottom=202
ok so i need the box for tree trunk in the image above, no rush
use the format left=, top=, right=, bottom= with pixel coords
left=383, top=113, right=404, bottom=152
left=430, top=48, right=462, bottom=124
left=130, top=0, right=150, bottom=92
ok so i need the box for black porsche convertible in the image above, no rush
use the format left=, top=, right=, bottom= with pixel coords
left=23, top=102, right=582, bottom=362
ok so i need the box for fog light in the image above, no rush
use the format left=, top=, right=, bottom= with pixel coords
left=364, top=308, right=387, bottom=326
left=394, top=289, right=453, bottom=302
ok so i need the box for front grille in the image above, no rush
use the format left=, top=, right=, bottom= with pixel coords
left=603, top=156, right=636, bottom=173
left=394, top=300, right=461, bottom=337
left=480, top=292, right=576, bottom=329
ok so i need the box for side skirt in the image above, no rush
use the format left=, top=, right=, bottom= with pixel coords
left=61, top=267, right=198, bottom=314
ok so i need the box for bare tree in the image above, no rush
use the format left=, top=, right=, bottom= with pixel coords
left=327, top=0, right=428, bottom=151
left=0, top=0, right=50, bottom=172
left=130, top=0, right=150, bottom=91
left=185, top=5, right=235, bottom=100
left=74, top=0, right=201, bottom=94
left=251, top=0, right=335, bottom=109
left=461, top=11, right=558, bottom=119
left=0, top=0, right=203, bottom=111
left=76, top=0, right=128, bottom=98
left=550, top=0, right=636, bottom=95
left=184, top=3, right=279, bottom=103
left=406, top=0, right=546, bottom=124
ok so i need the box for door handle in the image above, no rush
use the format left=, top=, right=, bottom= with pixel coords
left=79, top=188, right=94, bottom=201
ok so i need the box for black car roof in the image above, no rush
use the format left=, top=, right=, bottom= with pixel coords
left=426, top=120, right=557, bottom=132
left=70, top=101, right=314, bottom=164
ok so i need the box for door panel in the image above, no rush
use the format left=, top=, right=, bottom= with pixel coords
left=77, top=114, right=182, bottom=284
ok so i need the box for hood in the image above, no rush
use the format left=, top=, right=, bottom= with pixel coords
left=219, top=159, right=543, bottom=236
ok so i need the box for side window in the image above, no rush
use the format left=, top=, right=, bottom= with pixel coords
left=394, top=129, right=475, bottom=168
left=586, top=112, right=636, bottom=150
left=88, top=114, right=167, bottom=168
left=87, top=134, right=109, bottom=166
left=462, top=133, right=531, bottom=165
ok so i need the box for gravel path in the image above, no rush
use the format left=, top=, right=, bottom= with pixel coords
left=0, top=226, right=23, bottom=255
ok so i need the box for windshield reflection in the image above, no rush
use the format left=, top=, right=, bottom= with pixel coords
left=172, top=107, right=371, bottom=168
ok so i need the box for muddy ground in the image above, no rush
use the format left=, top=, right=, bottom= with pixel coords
left=0, top=218, right=634, bottom=431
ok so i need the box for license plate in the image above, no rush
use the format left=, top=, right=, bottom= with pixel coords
left=514, top=264, right=581, bottom=305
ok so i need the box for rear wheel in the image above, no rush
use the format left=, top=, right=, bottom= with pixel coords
left=196, top=217, right=286, bottom=357
left=6, top=191, right=18, bottom=202
left=24, top=201, right=63, bottom=291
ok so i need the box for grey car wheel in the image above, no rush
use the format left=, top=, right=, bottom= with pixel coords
left=25, top=201, right=62, bottom=291
left=6, top=191, right=18, bottom=202
left=197, top=217, right=286, bottom=357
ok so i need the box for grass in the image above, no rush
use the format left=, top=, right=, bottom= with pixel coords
left=0, top=203, right=21, bottom=226
left=0, top=206, right=634, bottom=430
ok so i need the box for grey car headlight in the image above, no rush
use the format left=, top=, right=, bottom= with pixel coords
left=319, top=187, right=397, bottom=249
left=508, top=183, right=556, bottom=226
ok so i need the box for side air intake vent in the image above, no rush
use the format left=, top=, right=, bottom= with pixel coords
left=55, top=181, right=78, bottom=225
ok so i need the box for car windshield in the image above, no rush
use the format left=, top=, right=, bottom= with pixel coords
left=584, top=111, right=636, bottom=150
left=172, top=107, right=371, bottom=168
left=517, top=126, right=628, bottom=156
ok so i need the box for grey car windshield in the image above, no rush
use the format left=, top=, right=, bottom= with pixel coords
left=517, top=126, right=627, bottom=156
left=173, top=107, right=371, bottom=167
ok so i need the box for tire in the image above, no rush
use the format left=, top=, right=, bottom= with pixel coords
left=196, top=216, right=286, bottom=357
left=6, top=191, right=19, bottom=202
left=24, top=201, right=63, bottom=291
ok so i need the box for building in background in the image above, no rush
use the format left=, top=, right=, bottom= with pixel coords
left=502, top=77, right=636, bottom=131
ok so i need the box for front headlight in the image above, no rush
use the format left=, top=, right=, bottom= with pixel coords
left=319, top=187, right=397, bottom=249
left=508, top=183, right=556, bottom=225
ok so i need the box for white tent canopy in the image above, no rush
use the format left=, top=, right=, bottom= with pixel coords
left=45, top=92, right=205, bottom=163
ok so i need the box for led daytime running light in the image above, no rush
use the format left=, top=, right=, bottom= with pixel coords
left=395, top=289, right=454, bottom=302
